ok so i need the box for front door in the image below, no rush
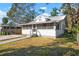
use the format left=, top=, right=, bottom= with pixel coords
left=33, top=24, right=36, bottom=32
left=32, top=24, right=37, bottom=36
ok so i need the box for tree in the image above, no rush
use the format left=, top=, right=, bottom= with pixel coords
left=2, top=17, right=8, bottom=25
left=61, top=3, right=79, bottom=30
left=61, top=3, right=79, bottom=41
left=51, top=8, right=58, bottom=16
left=61, top=4, right=73, bottom=32
left=7, top=3, right=37, bottom=24
left=71, top=4, right=79, bottom=26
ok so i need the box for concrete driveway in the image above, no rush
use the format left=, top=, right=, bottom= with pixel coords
left=0, top=35, right=23, bottom=40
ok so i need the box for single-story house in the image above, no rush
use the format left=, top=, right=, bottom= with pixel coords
left=20, top=14, right=67, bottom=38
left=0, top=21, right=22, bottom=34
left=1, top=25, right=22, bottom=34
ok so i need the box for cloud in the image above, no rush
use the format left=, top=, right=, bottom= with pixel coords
left=0, top=10, right=6, bottom=23
left=40, top=7, right=47, bottom=10
left=0, top=10, right=6, bottom=17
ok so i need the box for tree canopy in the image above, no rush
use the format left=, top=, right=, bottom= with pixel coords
left=7, top=3, right=37, bottom=24
left=61, top=3, right=79, bottom=41
left=61, top=3, right=79, bottom=32
left=50, top=8, right=58, bottom=16
left=2, top=17, right=8, bottom=25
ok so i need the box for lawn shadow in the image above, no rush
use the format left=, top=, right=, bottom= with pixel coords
left=0, top=46, right=79, bottom=56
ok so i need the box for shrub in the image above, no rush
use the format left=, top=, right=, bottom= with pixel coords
left=64, top=27, right=77, bottom=42
left=54, top=38, right=67, bottom=44
left=0, top=31, right=9, bottom=35
left=66, top=42, right=75, bottom=48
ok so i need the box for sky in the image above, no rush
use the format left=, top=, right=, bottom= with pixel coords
left=0, top=3, right=62, bottom=23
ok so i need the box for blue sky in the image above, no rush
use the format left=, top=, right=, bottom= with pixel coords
left=0, top=3, right=62, bottom=23
left=35, top=3, right=62, bottom=14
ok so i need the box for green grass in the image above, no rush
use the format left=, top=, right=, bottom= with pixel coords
left=0, top=37, right=79, bottom=56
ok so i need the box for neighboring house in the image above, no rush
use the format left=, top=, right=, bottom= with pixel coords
left=20, top=13, right=66, bottom=38
left=1, top=25, right=22, bottom=34
left=1, top=21, right=22, bottom=34
left=0, top=24, right=2, bottom=32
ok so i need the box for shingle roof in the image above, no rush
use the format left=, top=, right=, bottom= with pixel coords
left=49, top=15, right=66, bottom=22
left=0, top=21, right=21, bottom=27
left=20, top=15, right=66, bottom=26
left=1, top=25, right=21, bottom=27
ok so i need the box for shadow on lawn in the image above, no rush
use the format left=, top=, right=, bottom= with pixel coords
left=0, top=46, right=79, bottom=56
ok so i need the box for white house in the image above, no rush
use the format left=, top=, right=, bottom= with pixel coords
left=20, top=13, right=66, bottom=38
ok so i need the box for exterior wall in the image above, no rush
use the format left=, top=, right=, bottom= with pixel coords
left=60, top=20, right=66, bottom=30
left=22, top=28, right=32, bottom=35
left=22, top=24, right=57, bottom=38
left=37, top=29, right=56, bottom=38
left=56, top=20, right=66, bottom=37
left=56, top=30, right=64, bottom=37
left=22, top=28, right=56, bottom=38
left=2, top=27, right=22, bottom=34
left=0, top=27, right=2, bottom=32
left=22, top=20, right=66, bottom=38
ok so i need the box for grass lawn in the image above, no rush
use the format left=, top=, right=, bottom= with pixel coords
left=0, top=37, right=79, bottom=56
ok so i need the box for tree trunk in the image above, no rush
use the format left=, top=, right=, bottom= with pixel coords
left=77, top=32, right=79, bottom=45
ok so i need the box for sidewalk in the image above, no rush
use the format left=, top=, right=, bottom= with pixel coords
left=0, top=35, right=23, bottom=40
left=0, top=36, right=30, bottom=44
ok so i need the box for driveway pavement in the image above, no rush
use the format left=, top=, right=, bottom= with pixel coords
left=0, top=35, right=30, bottom=44
left=0, top=35, right=23, bottom=40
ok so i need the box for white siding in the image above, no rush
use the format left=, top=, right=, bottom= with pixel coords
left=21, top=20, right=65, bottom=38
left=22, top=28, right=56, bottom=38
left=37, top=29, right=56, bottom=37
left=22, top=28, right=32, bottom=35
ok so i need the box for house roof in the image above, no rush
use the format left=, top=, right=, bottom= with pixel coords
left=49, top=15, right=66, bottom=22
left=0, top=24, right=21, bottom=27
left=20, top=15, right=66, bottom=26
left=34, top=13, right=50, bottom=22
left=0, top=20, right=21, bottom=27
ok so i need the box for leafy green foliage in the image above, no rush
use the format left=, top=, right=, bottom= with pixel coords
left=2, top=17, right=8, bottom=25
left=64, top=28, right=77, bottom=42
left=51, top=8, right=58, bottom=16
left=0, top=31, right=9, bottom=35
left=7, top=3, right=37, bottom=24
left=61, top=3, right=79, bottom=42
left=1, top=46, right=79, bottom=56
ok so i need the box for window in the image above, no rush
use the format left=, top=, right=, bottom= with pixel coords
left=37, top=24, right=43, bottom=29
left=23, top=25, right=27, bottom=29
left=24, top=25, right=32, bottom=29
left=42, top=24, right=46, bottom=29
left=11, top=27, right=15, bottom=29
left=7, top=27, right=9, bottom=29
left=46, top=18, right=51, bottom=21
left=46, top=23, right=54, bottom=29
left=56, top=23, right=60, bottom=30
left=17, top=27, right=21, bottom=29
left=3, top=27, right=6, bottom=29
